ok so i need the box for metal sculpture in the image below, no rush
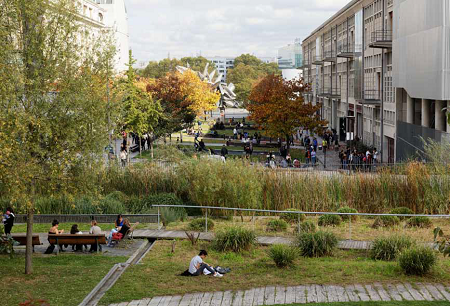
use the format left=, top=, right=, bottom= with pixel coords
left=176, top=63, right=239, bottom=109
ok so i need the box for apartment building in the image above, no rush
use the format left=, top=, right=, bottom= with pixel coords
left=302, top=0, right=450, bottom=162
left=278, top=39, right=303, bottom=70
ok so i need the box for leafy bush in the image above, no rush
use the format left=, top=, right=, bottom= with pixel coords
left=268, top=244, right=297, bottom=268
left=99, top=196, right=126, bottom=214
left=318, top=215, right=342, bottom=227
left=389, top=207, right=414, bottom=220
left=398, top=247, right=436, bottom=275
left=406, top=216, right=432, bottom=228
left=295, top=231, right=338, bottom=258
left=370, top=236, right=416, bottom=261
left=213, top=227, right=256, bottom=253
left=294, top=220, right=317, bottom=233
left=188, top=218, right=214, bottom=231
left=337, top=207, right=358, bottom=221
left=372, top=215, right=400, bottom=228
left=280, top=209, right=305, bottom=224
left=161, top=207, right=187, bottom=226
left=266, top=219, right=288, bottom=232
left=73, top=197, right=98, bottom=214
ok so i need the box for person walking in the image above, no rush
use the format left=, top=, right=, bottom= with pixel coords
left=220, top=145, right=228, bottom=161
left=120, top=149, right=127, bottom=167
left=311, top=149, right=317, bottom=166
left=3, top=207, right=15, bottom=235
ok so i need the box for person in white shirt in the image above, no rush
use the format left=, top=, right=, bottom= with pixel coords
left=188, top=250, right=222, bottom=277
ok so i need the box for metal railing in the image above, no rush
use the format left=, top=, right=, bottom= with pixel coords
left=363, top=89, right=381, bottom=102
left=312, top=55, right=323, bottom=64
left=337, top=43, right=362, bottom=55
left=321, top=88, right=341, bottom=97
left=323, top=50, right=336, bottom=61
left=153, top=204, right=450, bottom=240
left=371, top=30, right=393, bottom=43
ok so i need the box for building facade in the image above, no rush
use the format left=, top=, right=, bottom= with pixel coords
left=206, top=56, right=278, bottom=83
left=302, top=0, right=450, bottom=162
left=278, top=39, right=303, bottom=70
left=76, top=0, right=129, bottom=73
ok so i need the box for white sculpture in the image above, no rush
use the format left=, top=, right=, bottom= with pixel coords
left=176, top=63, right=240, bottom=109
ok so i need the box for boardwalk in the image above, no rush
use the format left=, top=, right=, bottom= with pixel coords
left=132, top=229, right=372, bottom=250
left=108, top=283, right=450, bottom=306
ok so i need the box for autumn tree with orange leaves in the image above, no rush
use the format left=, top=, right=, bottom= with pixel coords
left=248, top=74, right=326, bottom=150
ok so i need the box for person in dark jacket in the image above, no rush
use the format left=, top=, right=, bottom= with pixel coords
left=3, top=207, right=15, bottom=235
left=220, top=145, right=228, bottom=158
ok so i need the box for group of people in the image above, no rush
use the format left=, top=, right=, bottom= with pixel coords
left=339, top=148, right=379, bottom=170
left=44, top=219, right=103, bottom=253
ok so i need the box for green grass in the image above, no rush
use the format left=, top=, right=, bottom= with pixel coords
left=1, top=254, right=127, bottom=306
left=99, top=240, right=450, bottom=305
left=12, top=222, right=154, bottom=233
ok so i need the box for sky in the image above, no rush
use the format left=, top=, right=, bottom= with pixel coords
left=126, top=0, right=351, bottom=66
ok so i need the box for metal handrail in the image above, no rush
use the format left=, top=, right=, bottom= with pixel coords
left=363, top=89, right=381, bottom=101
left=371, top=30, right=392, bottom=43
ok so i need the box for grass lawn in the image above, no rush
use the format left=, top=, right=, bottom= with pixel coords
left=12, top=222, right=155, bottom=234
left=1, top=253, right=127, bottom=306
left=99, top=240, right=450, bottom=305
left=166, top=216, right=449, bottom=243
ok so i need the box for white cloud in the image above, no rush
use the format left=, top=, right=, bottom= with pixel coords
left=126, top=0, right=352, bottom=62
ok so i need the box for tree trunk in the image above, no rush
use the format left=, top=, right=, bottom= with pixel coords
left=286, top=134, right=291, bottom=153
left=25, top=207, right=34, bottom=274
left=139, top=136, right=142, bottom=156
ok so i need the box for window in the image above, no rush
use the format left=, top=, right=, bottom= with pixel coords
left=99, top=13, right=103, bottom=22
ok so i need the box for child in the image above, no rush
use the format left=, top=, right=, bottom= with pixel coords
left=3, top=207, right=15, bottom=235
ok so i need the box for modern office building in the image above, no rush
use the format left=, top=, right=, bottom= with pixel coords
left=302, top=0, right=450, bottom=162
left=206, top=56, right=277, bottom=83
left=278, top=39, right=303, bottom=70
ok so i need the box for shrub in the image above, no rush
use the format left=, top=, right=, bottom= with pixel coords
left=337, top=207, right=358, bottom=221
left=294, top=220, right=317, bottom=233
left=266, top=219, right=288, bottom=232
left=161, top=207, right=187, bottom=226
left=99, top=196, right=126, bottom=214
left=389, top=207, right=414, bottom=220
left=398, top=247, right=436, bottom=275
left=280, top=209, right=305, bottom=224
left=268, top=244, right=297, bottom=268
left=370, top=236, right=416, bottom=261
left=73, top=197, right=98, bottom=214
left=295, top=231, right=338, bottom=258
left=406, top=216, right=432, bottom=228
left=318, top=215, right=342, bottom=227
left=213, top=227, right=256, bottom=253
left=188, top=218, right=214, bottom=231
left=372, top=215, right=400, bottom=228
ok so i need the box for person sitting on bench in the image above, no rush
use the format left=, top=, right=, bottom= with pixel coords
left=44, top=219, right=65, bottom=254
left=89, top=220, right=103, bottom=252
left=108, top=218, right=130, bottom=246
left=189, top=250, right=222, bottom=277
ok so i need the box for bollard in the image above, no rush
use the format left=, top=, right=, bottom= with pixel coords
left=297, top=213, right=301, bottom=233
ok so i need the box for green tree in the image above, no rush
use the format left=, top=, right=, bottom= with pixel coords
left=0, top=0, right=115, bottom=273
left=118, top=51, right=161, bottom=156
left=139, top=56, right=215, bottom=79
left=228, top=54, right=280, bottom=106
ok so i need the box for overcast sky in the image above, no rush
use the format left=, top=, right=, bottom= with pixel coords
left=126, top=0, right=351, bottom=66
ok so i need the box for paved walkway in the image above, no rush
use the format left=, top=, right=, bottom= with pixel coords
left=132, top=229, right=373, bottom=250
left=108, top=282, right=450, bottom=306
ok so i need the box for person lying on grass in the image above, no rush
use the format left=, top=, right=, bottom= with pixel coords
left=189, top=250, right=223, bottom=277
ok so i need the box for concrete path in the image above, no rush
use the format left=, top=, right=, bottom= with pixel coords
left=108, top=282, right=450, bottom=306
left=132, top=229, right=372, bottom=250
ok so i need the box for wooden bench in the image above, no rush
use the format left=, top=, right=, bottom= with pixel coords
left=2, top=234, right=42, bottom=252
left=48, top=234, right=106, bottom=254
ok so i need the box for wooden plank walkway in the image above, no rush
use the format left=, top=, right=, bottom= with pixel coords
left=132, top=230, right=371, bottom=250
left=108, top=283, right=450, bottom=306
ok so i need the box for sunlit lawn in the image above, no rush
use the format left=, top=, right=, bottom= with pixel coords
left=99, top=240, right=450, bottom=305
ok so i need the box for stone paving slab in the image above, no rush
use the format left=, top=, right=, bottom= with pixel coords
left=109, top=283, right=450, bottom=306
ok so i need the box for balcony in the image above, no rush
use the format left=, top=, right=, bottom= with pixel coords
left=369, top=30, right=392, bottom=49
left=301, top=60, right=311, bottom=69
left=323, top=51, right=336, bottom=62
left=362, top=90, right=382, bottom=105
left=337, top=44, right=362, bottom=58
left=320, top=88, right=341, bottom=99
left=312, top=55, right=324, bottom=65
